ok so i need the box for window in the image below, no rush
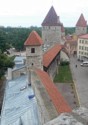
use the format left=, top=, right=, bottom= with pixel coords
left=82, top=40, right=84, bottom=44
left=82, top=46, right=84, bottom=50
left=80, top=40, right=81, bottom=43
left=31, top=48, right=35, bottom=53
left=79, top=46, right=81, bottom=49
left=32, top=63, right=34, bottom=66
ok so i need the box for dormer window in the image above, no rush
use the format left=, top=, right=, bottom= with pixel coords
left=31, top=48, right=35, bottom=53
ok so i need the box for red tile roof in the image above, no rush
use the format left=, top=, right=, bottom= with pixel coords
left=42, top=6, right=62, bottom=26
left=76, top=14, right=87, bottom=27
left=24, top=31, right=43, bottom=46
left=43, top=44, right=62, bottom=68
left=35, top=69, right=72, bottom=113
left=79, top=34, right=88, bottom=39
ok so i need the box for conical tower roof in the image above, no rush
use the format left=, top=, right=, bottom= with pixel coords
left=76, top=14, right=87, bottom=27
left=24, top=31, right=43, bottom=46
left=42, top=6, right=62, bottom=26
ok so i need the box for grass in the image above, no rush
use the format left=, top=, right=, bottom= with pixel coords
left=54, top=65, right=73, bottom=83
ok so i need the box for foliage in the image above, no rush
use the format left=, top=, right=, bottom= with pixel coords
left=54, top=65, right=73, bottom=83
left=0, top=33, right=10, bottom=53
left=60, top=61, right=70, bottom=66
left=0, top=26, right=42, bottom=78
left=65, top=27, right=75, bottom=35
left=0, top=53, right=14, bottom=78
left=0, top=26, right=41, bottom=51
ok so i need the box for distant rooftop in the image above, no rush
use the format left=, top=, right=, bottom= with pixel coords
left=79, top=34, right=88, bottom=39
left=76, top=13, right=87, bottom=27
left=42, top=6, right=62, bottom=26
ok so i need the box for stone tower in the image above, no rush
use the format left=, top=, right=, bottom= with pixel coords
left=75, top=14, right=87, bottom=35
left=41, top=6, right=64, bottom=47
left=24, top=31, right=43, bottom=70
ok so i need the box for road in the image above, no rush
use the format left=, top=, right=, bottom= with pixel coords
left=70, top=56, right=88, bottom=108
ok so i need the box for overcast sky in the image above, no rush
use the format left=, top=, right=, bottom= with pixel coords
left=0, top=0, right=88, bottom=27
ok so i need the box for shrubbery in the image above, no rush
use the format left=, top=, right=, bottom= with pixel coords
left=60, top=61, right=70, bottom=66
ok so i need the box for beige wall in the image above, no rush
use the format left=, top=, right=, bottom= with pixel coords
left=77, top=38, right=88, bottom=60
left=60, top=51, right=69, bottom=62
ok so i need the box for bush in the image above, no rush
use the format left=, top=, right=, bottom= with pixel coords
left=60, top=61, right=69, bottom=66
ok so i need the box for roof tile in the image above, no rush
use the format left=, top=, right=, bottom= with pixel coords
left=43, top=44, right=62, bottom=67
left=76, top=14, right=87, bottom=27
left=79, top=34, right=88, bottom=39
left=24, top=31, right=43, bottom=46
left=35, top=69, right=72, bottom=114
left=42, top=6, right=62, bottom=26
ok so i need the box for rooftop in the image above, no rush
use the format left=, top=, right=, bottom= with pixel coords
left=1, top=75, right=40, bottom=125
left=35, top=69, right=72, bottom=114
left=76, top=13, right=87, bottom=27
left=43, top=44, right=62, bottom=68
left=24, top=31, right=43, bottom=46
left=42, top=6, right=62, bottom=26
left=79, top=34, right=88, bottom=39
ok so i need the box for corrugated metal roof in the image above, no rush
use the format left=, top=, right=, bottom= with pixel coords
left=1, top=75, right=40, bottom=125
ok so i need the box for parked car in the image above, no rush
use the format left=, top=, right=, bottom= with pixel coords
left=80, top=61, right=88, bottom=67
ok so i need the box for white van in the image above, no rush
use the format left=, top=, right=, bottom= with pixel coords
left=80, top=61, right=88, bottom=67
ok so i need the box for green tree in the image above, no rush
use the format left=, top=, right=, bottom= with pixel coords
left=0, top=53, right=14, bottom=78
left=0, top=33, right=10, bottom=53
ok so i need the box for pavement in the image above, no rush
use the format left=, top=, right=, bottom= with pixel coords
left=55, top=83, right=79, bottom=109
left=70, top=56, right=88, bottom=108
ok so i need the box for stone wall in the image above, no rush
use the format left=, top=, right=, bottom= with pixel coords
left=47, top=54, right=60, bottom=80
left=12, top=66, right=27, bottom=79
left=31, top=71, right=58, bottom=125
left=42, top=26, right=61, bottom=46
left=26, top=46, right=43, bottom=70
left=75, top=27, right=87, bottom=35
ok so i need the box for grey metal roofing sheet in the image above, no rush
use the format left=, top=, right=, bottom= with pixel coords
left=1, top=75, right=40, bottom=125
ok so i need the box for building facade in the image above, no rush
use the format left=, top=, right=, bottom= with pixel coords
left=75, top=14, right=87, bottom=35
left=24, top=31, right=43, bottom=70
left=42, top=6, right=65, bottom=47
left=77, top=34, right=88, bottom=60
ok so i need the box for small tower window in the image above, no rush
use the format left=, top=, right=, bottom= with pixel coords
left=31, top=48, right=35, bottom=53
left=32, top=63, right=34, bottom=66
